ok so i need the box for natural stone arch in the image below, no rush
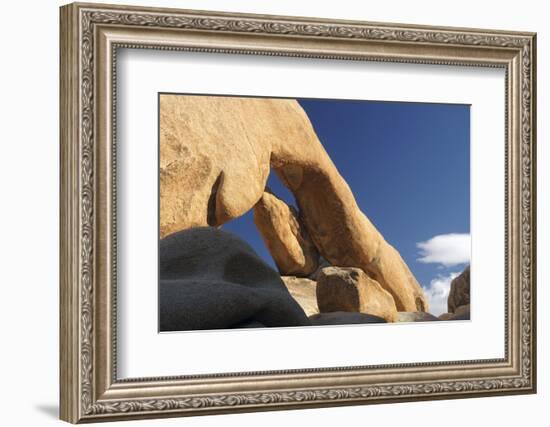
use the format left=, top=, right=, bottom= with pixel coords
left=159, top=94, right=428, bottom=312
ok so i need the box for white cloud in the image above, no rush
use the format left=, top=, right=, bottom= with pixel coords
left=424, top=272, right=460, bottom=316
left=416, top=233, right=471, bottom=267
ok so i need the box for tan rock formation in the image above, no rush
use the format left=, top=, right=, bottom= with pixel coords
left=448, top=265, right=470, bottom=313
left=253, top=191, right=319, bottom=276
left=160, top=94, right=428, bottom=311
left=159, top=95, right=273, bottom=237
left=316, top=267, right=398, bottom=322
left=281, top=276, right=319, bottom=317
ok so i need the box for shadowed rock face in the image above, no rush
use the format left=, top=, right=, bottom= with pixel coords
left=448, top=265, right=470, bottom=313
left=309, top=312, right=386, bottom=325
left=159, top=227, right=310, bottom=331
left=160, top=94, right=428, bottom=312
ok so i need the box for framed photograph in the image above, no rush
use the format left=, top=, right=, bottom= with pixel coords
left=59, top=2, right=537, bottom=423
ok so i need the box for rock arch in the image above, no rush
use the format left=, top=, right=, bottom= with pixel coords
left=159, top=94, right=428, bottom=312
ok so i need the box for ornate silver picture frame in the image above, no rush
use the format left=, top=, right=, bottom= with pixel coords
left=60, top=2, right=536, bottom=423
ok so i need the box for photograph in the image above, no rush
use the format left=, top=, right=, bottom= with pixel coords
left=158, top=94, right=471, bottom=331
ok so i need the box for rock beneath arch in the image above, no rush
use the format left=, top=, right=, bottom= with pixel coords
left=253, top=190, right=319, bottom=277
left=316, top=267, right=398, bottom=322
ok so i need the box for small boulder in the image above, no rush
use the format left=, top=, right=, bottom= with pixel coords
left=453, top=304, right=471, bottom=320
left=309, top=312, right=386, bottom=326
left=397, top=312, right=440, bottom=322
left=438, top=313, right=455, bottom=321
left=281, top=276, right=319, bottom=316
left=454, top=304, right=470, bottom=316
left=452, top=311, right=470, bottom=321
left=316, top=267, right=398, bottom=322
left=438, top=304, right=470, bottom=321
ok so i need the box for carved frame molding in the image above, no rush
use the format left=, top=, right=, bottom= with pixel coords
left=60, top=2, right=536, bottom=423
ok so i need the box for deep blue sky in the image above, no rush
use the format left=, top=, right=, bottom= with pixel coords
left=223, top=98, right=470, bottom=292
